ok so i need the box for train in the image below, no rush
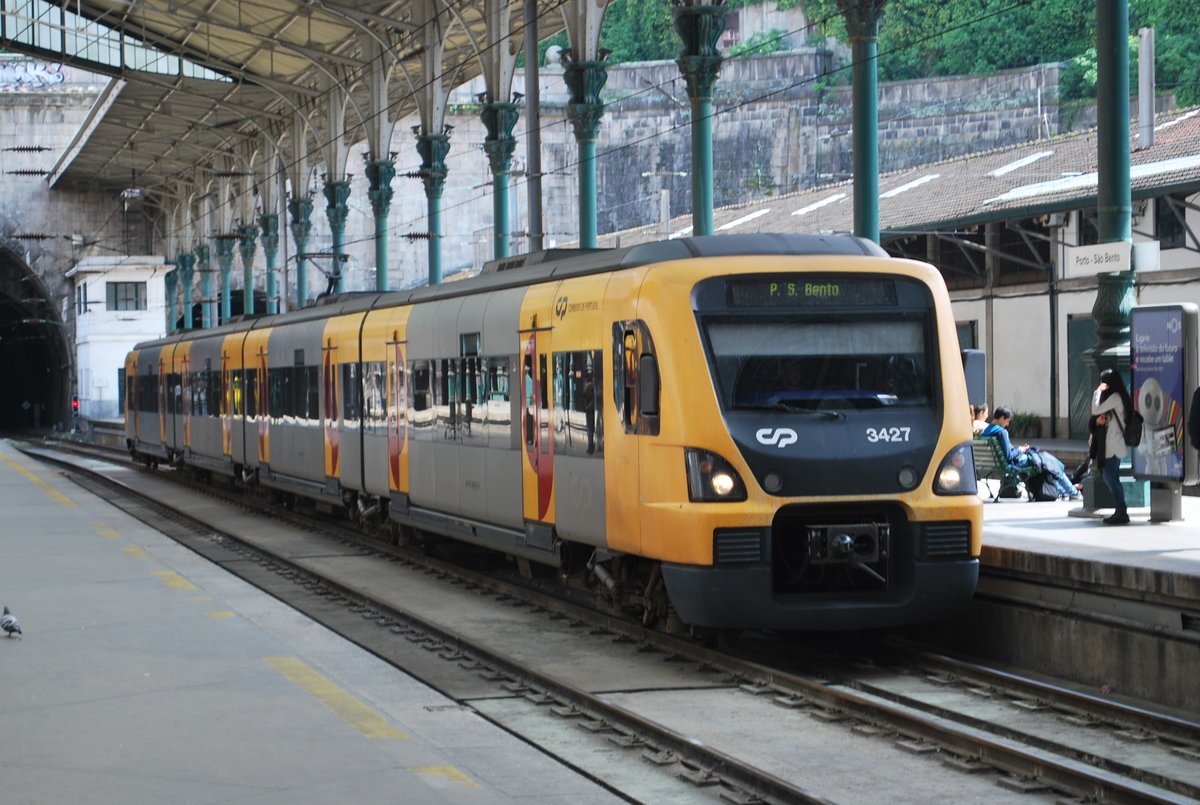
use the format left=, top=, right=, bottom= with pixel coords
left=125, top=233, right=983, bottom=633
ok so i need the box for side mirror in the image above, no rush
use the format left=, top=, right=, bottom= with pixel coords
left=961, top=349, right=986, bottom=406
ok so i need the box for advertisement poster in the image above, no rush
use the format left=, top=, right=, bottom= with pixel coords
left=1130, top=307, right=1187, bottom=481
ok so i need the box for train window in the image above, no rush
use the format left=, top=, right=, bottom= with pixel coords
left=269, top=368, right=289, bottom=420
left=458, top=356, right=483, bottom=445
left=189, top=370, right=206, bottom=416
left=611, top=321, right=660, bottom=436
left=304, top=366, right=320, bottom=422
left=210, top=365, right=223, bottom=417
left=437, top=358, right=456, bottom=440
left=230, top=370, right=244, bottom=417
left=552, top=350, right=603, bottom=457
left=166, top=372, right=183, bottom=415
left=710, top=318, right=933, bottom=411
left=245, top=368, right=258, bottom=421
left=523, top=353, right=535, bottom=447
left=539, top=355, right=550, bottom=453
left=363, top=362, right=386, bottom=435
left=408, top=359, right=434, bottom=441
left=484, top=356, right=510, bottom=446
left=137, top=373, right=156, bottom=413
left=341, top=363, right=361, bottom=424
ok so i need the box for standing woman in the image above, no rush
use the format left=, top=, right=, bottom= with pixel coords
left=1092, top=368, right=1134, bottom=524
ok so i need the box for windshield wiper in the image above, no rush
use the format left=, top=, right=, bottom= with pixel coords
left=734, top=405, right=844, bottom=420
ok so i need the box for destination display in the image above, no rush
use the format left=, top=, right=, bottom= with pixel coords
left=728, top=277, right=898, bottom=308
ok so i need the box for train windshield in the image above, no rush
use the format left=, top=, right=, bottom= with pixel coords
left=705, top=317, right=933, bottom=411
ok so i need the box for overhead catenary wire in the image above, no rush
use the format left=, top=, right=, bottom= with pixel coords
left=64, top=0, right=1048, bottom=282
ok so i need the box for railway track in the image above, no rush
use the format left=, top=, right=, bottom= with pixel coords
left=15, top=436, right=1200, bottom=805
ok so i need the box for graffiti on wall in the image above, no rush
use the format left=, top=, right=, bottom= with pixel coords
left=0, top=62, right=68, bottom=90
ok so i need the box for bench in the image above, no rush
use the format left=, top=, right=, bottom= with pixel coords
left=971, top=436, right=1040, bottom=501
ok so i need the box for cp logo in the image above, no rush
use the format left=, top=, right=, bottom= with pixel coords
left=756, top=427, right=798, bottom=448
left=555, top=296, right=569, bottom=319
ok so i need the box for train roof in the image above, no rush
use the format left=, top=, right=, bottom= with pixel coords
left=133, top=233, right=888, bottom=351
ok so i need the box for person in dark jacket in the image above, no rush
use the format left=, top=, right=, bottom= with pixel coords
left=1092, top=369, right=1134, bottom=524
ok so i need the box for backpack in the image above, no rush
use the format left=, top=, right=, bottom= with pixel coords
left=1120, top=408, right=1144, bottom=448
left=1027, top=471, right=1061, bottom=502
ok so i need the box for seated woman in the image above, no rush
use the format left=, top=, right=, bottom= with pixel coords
left=971, top=403, right=989, bottom=435
left=982, top=406, right=1081, bottom=499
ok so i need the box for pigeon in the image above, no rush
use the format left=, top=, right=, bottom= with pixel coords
left=1, top=606, right=21, bottom=637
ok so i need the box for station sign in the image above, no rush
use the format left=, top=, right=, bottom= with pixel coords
left=1130, top=303, right=1198, bottom=485
left=1064, top=241, right=1130, bottom=278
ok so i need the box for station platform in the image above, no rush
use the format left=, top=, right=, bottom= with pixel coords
left=978, top=471, right=1200, bottom=604
left=0, top=439, right=621, bottom=805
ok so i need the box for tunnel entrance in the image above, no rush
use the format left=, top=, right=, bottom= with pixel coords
left=0, top=246, right=72, bottom=432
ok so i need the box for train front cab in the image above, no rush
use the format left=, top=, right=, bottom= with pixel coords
left=618, top=252, right=982, bottom=631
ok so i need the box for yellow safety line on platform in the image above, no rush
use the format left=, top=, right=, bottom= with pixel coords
left=264, top=657, right=409, bottom=740
left=408, top=766, right=482, bottom=788
left=1, top=453, right=75, bottom=507
left=153, top=570, right=197, bottom=589
left=123, top=545, right=148, bottom=556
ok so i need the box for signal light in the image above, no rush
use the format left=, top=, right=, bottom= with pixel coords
left=71, top=395, right=79, bottom=411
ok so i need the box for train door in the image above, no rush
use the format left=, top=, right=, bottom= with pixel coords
left=386, top=328, right=408, bottom=496
left=521, top=328, right=554, bottom=522
left=604, top=319, right=661, bottom=557
left=158, top=348, right=171, bottom=449
left=518, top=289, right=556, bottom=530
left=243, top=328, right=271, bottom=468
left=174, top=343, right=191, bottom=451
left=221, top=345, right=233, bottom=457
left=124, top=350, right=139, bottom=444
left=227, top=332, right=251, bottom=467
left=322, top=336, right=340, bottom=481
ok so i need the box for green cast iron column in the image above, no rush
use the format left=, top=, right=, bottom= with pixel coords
left=215, top=235, right=235, bottom=323
left=840, top=0, right=887, bottom=243
left=237, top=223, right=258, bottom=316
left=165, top=266, right=178, bottom=333
left=674, top=3, right=726, bottom=237
left=258, top=212, right=280, bottom=315
left=194, top=244, right=211, bottom=329
left=1097, top=0, right=1132, bottom=244
left=365, top=159, right=396, bottom=292
left=288, top=195, right=313, bottom=308
left=1079, top=0, right=1138, bottom=515
left=563, top=51, right=608, bottom=249
left=415, top=132, right=451, bottom=285
left=323, top=177, right=352, bottom=293
left=482, top=101, right=520, bottom=259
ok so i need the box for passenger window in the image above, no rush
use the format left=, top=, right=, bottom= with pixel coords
left=552, top=350, right=603, bottom=457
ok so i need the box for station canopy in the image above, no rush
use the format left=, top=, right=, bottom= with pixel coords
left=1, top=0, right=553, bottom=200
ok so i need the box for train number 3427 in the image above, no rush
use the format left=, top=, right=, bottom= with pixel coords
left=865, top=426, right=911, bottom=443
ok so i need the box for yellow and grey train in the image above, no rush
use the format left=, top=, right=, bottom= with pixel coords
left=126, top=234, right=983, bottom=631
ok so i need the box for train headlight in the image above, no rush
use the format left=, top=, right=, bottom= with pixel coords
left=685, top=448, right=747, bottom=502
left=934, top=442, right=978, bottom=495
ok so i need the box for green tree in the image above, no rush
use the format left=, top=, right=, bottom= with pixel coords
left=600, top=0, right=680, bottom=63
left=799, top=0, right=1198, bottom=105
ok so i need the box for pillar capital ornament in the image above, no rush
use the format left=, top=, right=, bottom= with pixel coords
left=415, top=133, right=451, bottom=199
left=673, top=4, right=726, bottom=101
